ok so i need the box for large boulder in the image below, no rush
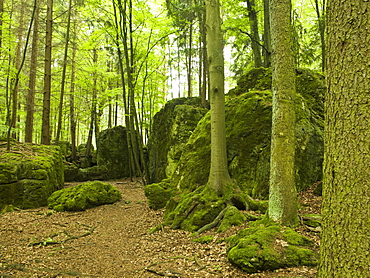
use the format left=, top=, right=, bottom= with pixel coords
left=48, top=181, right=121, bottom=211
left=0, top=142, right=64, bottom=209
left=147, top=97, right=208, bottom=183
left=96, top=126, right=130, bottom=179
left=226, top=220, right=318, bottom=273
left=160, top=68, right=324, bottom=200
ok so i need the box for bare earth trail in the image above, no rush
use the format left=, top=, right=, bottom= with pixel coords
left=0, top=179, right=318, bottom=278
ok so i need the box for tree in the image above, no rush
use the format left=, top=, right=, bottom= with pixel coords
left=41, top=0, right=53, bottom=145
left=268, top=0, right=297, bottom=226
left=318, top=0, right=370, bottom=276
left=205, top=0, right=232, bottom=196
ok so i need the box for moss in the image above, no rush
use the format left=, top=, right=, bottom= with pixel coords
left=97, top=126, right=130, bottom=179
left=226, top=223, right=318, bottom=273
left=218, top=206, right=246, bottom=233
left=75, top=165, right=108, bottom=182
left=144, top=181, right=172, bottom=210
left=192, top=235, right=214, bottom=244
left=147, top=97, right=208, bottom=183
left=48, top=181, right=122, bottom=211
left=0, top=142, right=64, bottom=209
left=302, top=214, right=321, bottom=227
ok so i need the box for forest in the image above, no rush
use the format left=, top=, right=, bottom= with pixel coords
left=0, top=0, right=369, bottom=277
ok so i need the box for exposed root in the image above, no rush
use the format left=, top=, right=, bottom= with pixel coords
left=196, top=206, right=228, bottom=235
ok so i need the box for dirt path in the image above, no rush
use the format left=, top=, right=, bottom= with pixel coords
left=0, top=179, right=318, bottom=278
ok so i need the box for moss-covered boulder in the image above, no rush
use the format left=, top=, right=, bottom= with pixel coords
left=0, top=142, right=64, bottom=209
left=168, top=69, right=323, bottom=199
left=48, top=181, right=122, bottom=211
left=144, top=181, right=172, bottom=210
left=147, top=97, right=208, bottom=183
left=96, top=126, right=130, bottom=179
left=226, top=221, right=318, bottom=273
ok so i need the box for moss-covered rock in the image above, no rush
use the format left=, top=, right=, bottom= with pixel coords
left=169, top=69, right=324, bottom=199
left=147, top=97, right=208, bottom=183
left=48, top=181, right=122, bottom=211
left=0, top=142, right=64, bottom=209
left=144, top=181, right=172, bottom=210
left=75, top=165, right=108, bottom=182
left=226, top=221, right=318, bottom=273
left=217, top=206, right=247, bottom=233
left=97, top=126, right=130, bottom=179
left=192, top=235, right=214, bottom=244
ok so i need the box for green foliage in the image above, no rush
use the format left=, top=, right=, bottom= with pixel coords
left=48, top=181, right=122, bottom=212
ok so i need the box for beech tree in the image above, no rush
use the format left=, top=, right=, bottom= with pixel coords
left=268, top=0, right=297, bottom=226
left=318, top=0, right=370, bottom=276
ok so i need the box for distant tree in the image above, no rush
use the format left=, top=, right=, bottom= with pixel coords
left=268, top=0, right=297, bottom=226
left=41, top=0, right=53, bottom=145
left=318, top=0, right=370, bottom=276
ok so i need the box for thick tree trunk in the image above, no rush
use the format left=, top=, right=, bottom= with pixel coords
left=318, top=1, right=370, bottom=276
left=268, top=0, right=297, bottom=226
left=41, top=0, right=53, bottom=145
left=205, top=0, right=232, bottom=196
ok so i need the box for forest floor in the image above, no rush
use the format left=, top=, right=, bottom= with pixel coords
left=0, top=179, right=321, bottom=278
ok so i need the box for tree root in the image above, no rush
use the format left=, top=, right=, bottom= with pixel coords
left=196, top=206, right=228, bottom=235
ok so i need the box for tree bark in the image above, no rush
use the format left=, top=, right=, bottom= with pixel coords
left=205, top=0, right=232, bottom=196
left=41, top=0, right=53, bottom=145
left=318, top=1, right=370, bottom=276
left=69, top=19, right=77, bottom=161
left=268, top=0, right=297, bottom=226
left=263, top=0, right=271, bottom=67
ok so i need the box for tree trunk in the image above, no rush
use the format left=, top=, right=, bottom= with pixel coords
left=246, top=0, right=262, bottom=68
left=263, top=0, right=271, bottom=67
left=187, top=23, right=193, bottom=97
left=55, top=0, right=72, bottom=144
left=268, top=0, right=297, bottom=226
left=314, top=0, right=325, bottom=72
left=318, top=1, right=370, bottom=276
left=25, top=0, right=39, bottom=143
left=41, top=0, right=53, bottom=145
left=69, top=19, right=77, bottom=161
left=205, top=0, right=232, bottom=196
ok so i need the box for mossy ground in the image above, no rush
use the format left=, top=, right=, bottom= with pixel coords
left=48, top=181, right=122, bottom=211
left=226, top=220, right=318, bottom=273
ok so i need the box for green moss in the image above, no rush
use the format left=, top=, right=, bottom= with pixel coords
left=218, top=206, right=246, bottom=233
left=48, top=181, right=122, bottom=211
left=302, top=214, right=321, bottom=227
left=145, top=181, right=172, bottom=210
left=192, top=235, right=214, bottom=244
left=0, top=142, right=64, bottom=209
left=226, top=223, right=318, bottom=273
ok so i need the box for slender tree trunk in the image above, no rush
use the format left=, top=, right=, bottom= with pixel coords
left=268, top=0, right=297, bottom=226
left=187, top=23, right=193, bottom=97
left=55, top=0, right=72, bottom=144
left=318, top=0, right=370, bottom=276
left=263, top=0, right=271, bottom=67
left=205, top=0, right=232, bottom=196
left=41, top=0, right=53, bottom=145
left=314, top=0, right=325, bottom=72
left=25, top=0, right=39, bottom=143
left=0, top=0, right=4, bottom=52
left=246, top=0, right=262, bottom=68
left=69, top=20, right=77, bottom=161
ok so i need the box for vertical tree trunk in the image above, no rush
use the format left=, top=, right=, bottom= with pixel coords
left=41, top=0, right=53, bottom=145
left=268, top=0, right=297, bottom=226
left=246, top=0, right=262, bottom=68
left=263, top=0, right=271, bottom=67
left=69, top=20, right=77, bottom=161
left=0, top=0, right=4, bottom=53
left=187, top=23, right=193, bottom=97
left=25, top=0, right=40, bottom=143
left=318, top=1, right=370, bottom=276
left=314, top=0, right=325, bottom=72
left=205, top=0, right=232, bottom=196
left=55, top=0, right=72, bottom=144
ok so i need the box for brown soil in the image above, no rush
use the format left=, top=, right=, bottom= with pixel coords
left=0, top=179, right=321, bottom=278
